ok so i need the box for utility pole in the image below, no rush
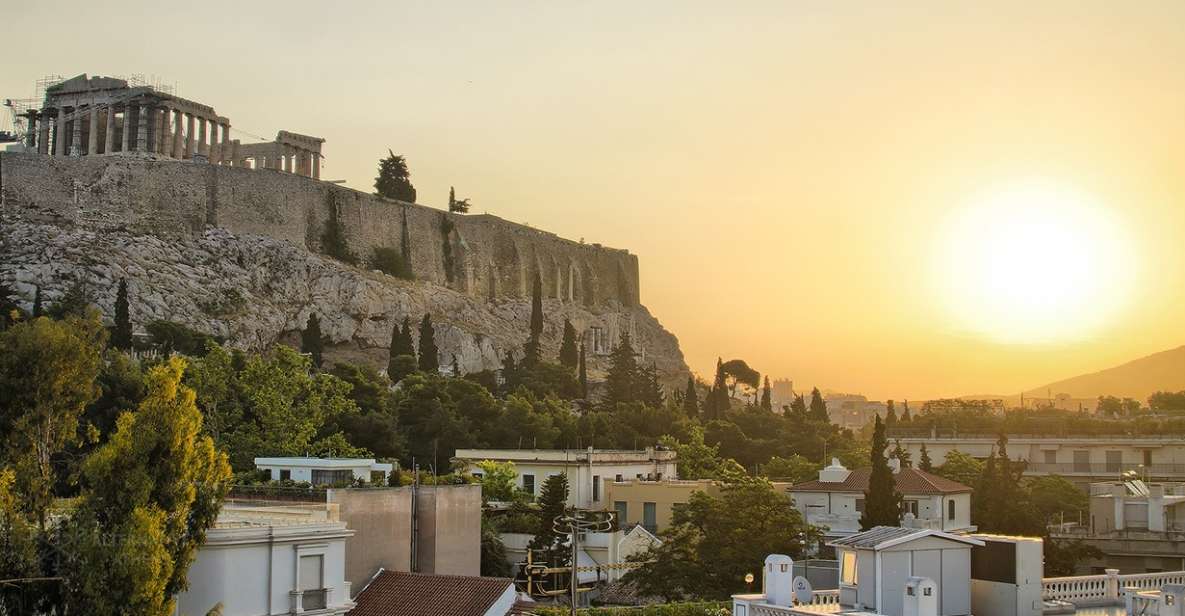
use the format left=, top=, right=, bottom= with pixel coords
left=552, top=510, right=614, bottom=615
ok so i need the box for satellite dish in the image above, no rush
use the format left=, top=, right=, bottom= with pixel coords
left=793, top=576, right=814, bottom=604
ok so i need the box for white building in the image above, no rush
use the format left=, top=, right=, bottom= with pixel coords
left=176, top=502, right=354, bottom=616
left=254, top=457, right=394, bottom=486
left=789, top=459, right=974, bottom=538
left=452, top=447, right=678, bottom=509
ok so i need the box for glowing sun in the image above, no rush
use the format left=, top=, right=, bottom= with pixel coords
left=933, top=181, right=1134, bottom=344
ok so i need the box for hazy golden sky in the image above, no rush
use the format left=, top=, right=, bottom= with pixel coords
left=7, top=1, right=1185, bottom=400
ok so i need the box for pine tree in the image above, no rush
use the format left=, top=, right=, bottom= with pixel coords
left=111, top=279, right=133, bottom=350
left=603, top=331, right=639, bottom=407
left=760, top=376, right=773, bottom=411
left=885, top=400, right=898, bottom=430
left=891, top=439, right=912, bottom=468
left=901, top=400, right=912, bottom=422
left=418, top=314, right=439, bottom=373
left=374, top=150, right=416, bottom=202
left=577, top=342, right=588, bottom=399
left=301, top=313, right=324, bottom=368
left=789, top=394, right=807, bottom=418
left=683, top=376, right=699, bottom=419
left=919, top=443, right=933, bottom=472
left=522, top=272, right=544, bottom=367
left=639, top=363, right=664, bottom=408
left=860, top=414, right=903, bottom=530
left=32, top=286, right=43, bottom=318
left=528, top=474, right=571, bottom=566
left=447, top=186, right=471, bottom=214
left=809, top=387, right=828, bottom=422
left=559, top=320, right=579, bottom=369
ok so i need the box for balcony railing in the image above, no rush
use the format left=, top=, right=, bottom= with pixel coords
left=1042, top=569, right=1185, bottom=607
left=744, top=589, right=842, bottom=616
left=1024, top=463, right=1185, bottom=477
left=289, top=587, right=332, bottom=613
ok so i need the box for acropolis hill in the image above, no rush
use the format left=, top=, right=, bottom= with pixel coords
left=0, top=74, right=688, bottom=384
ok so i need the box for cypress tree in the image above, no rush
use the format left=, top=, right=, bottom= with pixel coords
left=919, top=443, right=933, bottom=472
left=501, top=350, right=518, bottom=393
left=885, top=400, right=898, bottom=430
left=639, top=363, right=664, bottom=408
left=559, top=320, right=579, bottom=369
left=789, top=394, right=807, bottom=418
left=901, top=400, right=912, bottom=422
left=682, top=376, right=699, bottom=419
left=301, top=313, right=324, bottom=368
left=112, top=279, right=133, bottom=350
left=760, top=376, right=773, bottom=412
left=577, top=342, right=588, bottom=399
left=809, top=387, right=828, bottom=422
left=603, top=331, right=639, bottom=407
left=528, top=474, right=571, bottom=566
left=418, top=314, right=439, bottom=373
left=522, top=271, right=544, bottom=367
left=860, top=414, right=903, bottom=530
left=707, top=358, right=728, bottom=420
left=891, top=439, right=912, bottom=468
left=32, top=286, right=43, bottom=318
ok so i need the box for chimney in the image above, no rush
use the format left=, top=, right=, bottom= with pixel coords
left=819, top=458, right=851, bottom=483
left=889, top=457, right=902, bottom=474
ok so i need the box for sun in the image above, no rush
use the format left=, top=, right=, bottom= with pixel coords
left=932, top=181, right=1134, bottom=344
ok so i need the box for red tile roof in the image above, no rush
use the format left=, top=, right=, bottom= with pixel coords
left=350, top=570, right=515, bottom=616
left=789, top=467, right=971, bottom=495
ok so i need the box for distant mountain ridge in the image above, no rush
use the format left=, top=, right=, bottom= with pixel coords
left=1021, top=344, right=1185, bottom=401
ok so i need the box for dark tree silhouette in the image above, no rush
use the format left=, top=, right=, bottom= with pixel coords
left=374, top=150, right=416, bottom=202
left=418, top=314, right=439, bottom=373
left=301, top=313, right=324, bottom=368
left=860, top=415, right=903, bottom=530
left=111, top=279, right=133, bottom=350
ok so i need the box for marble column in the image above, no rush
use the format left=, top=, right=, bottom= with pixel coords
left=172, top=110, right=184, bottom=158
left=197, top=117, right=208, bottom=157
left=208, top=123, right=221, bottom=164
left=121, top=106, right=133, bottom=153
left=71, top=107, right=83, bottom=156
left=183, top=114, right=194, bottom=158
left=282, top=148, right=291, bottom=173
left=87, top=107, right=99, bottom=155
left=24, top=111, right=38, bottom=148
left=56, top=108, right=67, bottom=156
left=229, top=139, right=239, bottom=167
left=312, top=151, right=320, bottom=179
left=221, top=122, right=231, bottom=165
left=136, top=104, right=149, bottom=152
left=103, top=107, right=115, bottom=155
left=38, top=112, right=51, bottom=154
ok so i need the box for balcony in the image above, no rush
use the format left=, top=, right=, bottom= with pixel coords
left=1024, top=463, right=1185, bottom=478
left=289, top=587, right=332, bottom=613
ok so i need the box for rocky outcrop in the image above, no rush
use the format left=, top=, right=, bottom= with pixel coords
left=0, top=220, right=688, bottom=385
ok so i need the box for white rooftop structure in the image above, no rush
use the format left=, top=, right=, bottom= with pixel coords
left=254, top=457, right=394, bottom=486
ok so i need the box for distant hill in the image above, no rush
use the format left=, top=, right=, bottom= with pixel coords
left=1022, top=344, right=1185, bottom=401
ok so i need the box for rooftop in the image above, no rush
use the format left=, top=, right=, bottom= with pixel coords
left=791, top=467, right=972, bottom=495
left=254, top=456, right=393, bottom=469
left=453, top=447, right=676, bottom=463
left=828, top=526, right=984, bottom=550
left=349, top=569, right=514, bottom=616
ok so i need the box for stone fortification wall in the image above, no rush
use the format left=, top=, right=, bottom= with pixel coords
left=0, top=152, right=639, bottom=307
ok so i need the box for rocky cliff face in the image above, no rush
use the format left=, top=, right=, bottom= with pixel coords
left=0, top=219, right=688, bottom=386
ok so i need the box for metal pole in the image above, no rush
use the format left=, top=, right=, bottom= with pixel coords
left=570, top=523, right=578, bottom=615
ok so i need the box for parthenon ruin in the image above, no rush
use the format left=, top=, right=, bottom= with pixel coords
left=14, top=74, right=324, bottom=179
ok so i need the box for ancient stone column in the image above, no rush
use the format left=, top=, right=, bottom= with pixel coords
left=229, top=139, right=239, bottom=167
left=38, top=112, right=51, bottom=155
left=24, top=111, right=38, bottom=148
left=197, top=117, right=208, bottom=157
left=105, top=106, right=116, bottom=154
left=87, top=107, right=99, bottom=155
left=281, top=147, right=291, bottom=173
left=208, top=123, right=221, bottom=164
left=136, top=104, right=149, bottom=152
left=70, top=107, right=83, bottom=156
left=121, top=106, right=134, bottom=153
left=55, top=107, right=68, bottom=156
left=221, top=122, right=231, bottom=165
left=312, top=151, right=320, bottom=179
left=185, top=114, right=195, bottom=158
left=172, top=110, right=184, bottom=158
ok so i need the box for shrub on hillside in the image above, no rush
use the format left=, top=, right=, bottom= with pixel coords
left=369, top=247, right=414, bottom=279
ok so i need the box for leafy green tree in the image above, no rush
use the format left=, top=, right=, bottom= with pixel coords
left=513, top=361, right=581, bottom=400
left=625, top=477, right=818, bottom=601
left=973, top=435, right=1041, bottom=534
left=145, top=320, right=218, bottom=356
left=660, top=425, right=724, bottom=480
left=1149, top=391, right=1185, bottom=411
left=860, top=415, right=902, bottom=530
left=369, top=247, right=414, bottom=279
left=395, top=373, right=500, bottom=466
left=760, top=376, right=773, bottom=411
left=1026, top=474, right=1088, bottom=524
left=577, top=343, right=588, bottom=399
left=184, top=343, right=240, bottom=448
left=418, top=314, right=439, bottom=373
left=720, top=359, right=760, bottom=398
left=0, top=282, right=23, bottom=329
left=528, top=473, right=570, bottom=566
left=48, top=281, right=95, bottom=320
left=559, top=320, right=578, bottom=369
left=1044, top=538, right=1103, bottom=576
left=481, top=515, right=512, bottom=577
left=112, top=278, right=133, bottom=350
left=788, top=394, right=807, bottom=418
left=638, top=363, right=664, bottom=408
left=809, top=387, right=828, bottom=422
left=301, top=313, right=325, bottom=368
left=374, top=150, right=416, bottom=202
left=682, top=376, right=699, bottom=419
left=0, top=312, right=104, bottom=527
left=935, top=449, right=983, bottom=487
left=603, top=331, right=640, bottom=407
left=63, top=357, right=232, bottom=616
left=448, top=186, right=472, bottom=214
left=918, top=443, right=933, bottom=472
left=0, top=467, right=40, bottom=612
left=328, top=362, right=406, bottom=460
left=763, top=455, right=820, bottom=483
left=475, top=460, right=524, bottom=503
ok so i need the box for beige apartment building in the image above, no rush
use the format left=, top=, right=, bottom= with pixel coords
left=604, top=478, right=721, bottom=533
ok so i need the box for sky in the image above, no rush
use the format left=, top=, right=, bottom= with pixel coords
left=6, top=1, right=1185, bottom=400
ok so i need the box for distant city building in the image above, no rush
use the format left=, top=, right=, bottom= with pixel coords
left=1049, top=480, right=1185, bottom=574
left=348, top=569, right=519, bottom=616
left=177, top=502, right=354, bottom=615
left=254, top=457, right=394, bottom=486
left=771, top=378, right=796, bottom=407
left=788, top=459, right=974, bottom=538
left=825, top=393, right=887, bottom=430
left=452, top=447, right=678, bottom=509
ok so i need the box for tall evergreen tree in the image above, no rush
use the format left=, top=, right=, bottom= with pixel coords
left=809, top=387, right=828, bottom=422
left=300, top=313, right=324, bottom=368
left=373, top=150, right=416, bottom=202
left=528, top=473, right=571, bottom=566
left=760, top=376, right=773, bottom=411
left=706, top=358, right=729, bottom=420
left=860, top=415, right=903, bottom=530
left=112, top=279, right=133, bottom=350
left=683, top=376, right=699, bottom=419
left=901, top=400, right=912, bottom=422
left=919, top=443, right=933, bottom=472
left=418, top=314, right=439, bottom=373
left=32, top=286, right=43, bottom=318
left=639, top=363, right=664, bottom=408
left=522, top=272, right=544, bottom=367
left=973, top=434, right=1039, bottom=534
left=885, top=400, right=898, bottom=430
left=789, top=394, right=807, bottom=418
left=559, top=320, right=579, bottom=369
left=603, top=331, right=640, bottom=406
left=577, top=343, right=588, bottom=399
left=891, top=439, right=912, bottom=468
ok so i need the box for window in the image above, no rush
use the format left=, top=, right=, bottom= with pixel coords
left=1144, top=450, right=1154, bottom=467
left=279, top=469, right=290, bottom=481
left=841, top=551, right=858, bottom=585
left=615, top=474, right=623, bottom=482
left=1106, top=450, right=1122, bottom=473
left=522, top=474, right=535, bottom=496
left=855, top=498, right=865, bottom=513
left=614, top=501, right=628, bottom=526
left=656, top=472, right=663, bottom=481
left=948, top=499, right=956, bottom=521
left=370, top=470, right=386, bottom=484
left=1073, top=450, right=1090, bottom=473
left=643, top=502, right=657, bottom=533
left=923, top=587, right=932, bottom=597
left=592, top=475, right=600, bottom=502
left=636, top=473, right=643, bottom=480
left=905, top=500, right=919, bottom=516
left=908, top=586, right=916, bottom=596
left=299, top=554, right=326, bottom=610
left=310, top=469, right=351, bottom=485
left=1043, top=451, right=1057, bottom=465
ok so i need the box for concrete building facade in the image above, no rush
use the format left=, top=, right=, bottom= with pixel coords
left=255, top=457, right=394, bottom=485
